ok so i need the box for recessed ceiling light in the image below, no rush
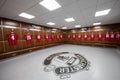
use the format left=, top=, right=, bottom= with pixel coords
left=47, top=22, right=56, bottom=25
left=93, top=22, right=101, bottom=25
left=19, top=12, right=35, bottom=19
left=64, top=17, right=75, bottom=22
left=62, top=27, right=67, bottom=29
left=95, top=9, right=111, bottom=17
left=75, top=25, right=81, bottom=28
left=39, top=0, right=61, bottom=11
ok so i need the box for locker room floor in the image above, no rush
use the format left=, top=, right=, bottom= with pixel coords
left=0, top=44, right=120, bottom=80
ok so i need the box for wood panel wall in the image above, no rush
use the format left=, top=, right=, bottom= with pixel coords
left=0, top=18, right=63, bottom=59
left=64, top=24, right=120, bottom=48
left=0, top=17, right=120, bottom=60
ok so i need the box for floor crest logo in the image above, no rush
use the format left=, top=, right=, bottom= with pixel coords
left=43, top=52, right=90, bottom=79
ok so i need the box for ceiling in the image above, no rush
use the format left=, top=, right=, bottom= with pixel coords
left=0, top=0, right=120, bottom=29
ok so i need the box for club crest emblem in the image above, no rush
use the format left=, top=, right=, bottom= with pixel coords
left=43, top=52, right=90, bottom=79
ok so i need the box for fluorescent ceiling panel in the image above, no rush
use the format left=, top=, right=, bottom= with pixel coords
left=39, top=0, right=61, bottom=11
left=64, top=17, right=75, bottom=22
left=75, top=25, right=81, bottom=28
left=93, top=22, right=101, bottom=25
left=95, top=9, right=111, bottom=17
left=62, top=27, right=67, bottom=29
left=19, top=12, right=35, bottom=19
left=47, top=22, right=56, bottom=25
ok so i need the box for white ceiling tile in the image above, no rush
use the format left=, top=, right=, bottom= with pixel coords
left=0, top=0, right=120, bottom=29
left=14, top=16, right=34, bottom=23
left=0, top=0, right=36, bottom=18
left=33, top=0, right=43, bottom=3
left=36, top=8, right=68, bottom=23
left=98, top=0, right=115, bottom=5
left=82, top=7, right=96, bottom=18
left=62, top=2, right=81, bottom=16
left=82, top=6, right=96, bottom=26
left=77, top=0, right=97, bottom=10
left=0, top=0, right=6, bottom=9
left=93, top=0, right=120, bottom=26
left=96, top=0, right=116, bottom=11
left=26, top=4, right=49, bottom=17
left=102, top=16, right=120, bottom=24
left=112, top=0, right=120, bottom=9
left=57, top=0, right=77, bottom=7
